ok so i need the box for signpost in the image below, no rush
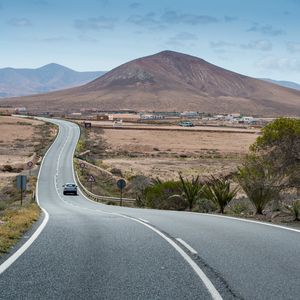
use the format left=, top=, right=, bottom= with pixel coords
left=87, top=175, right=95, bottom=192
left=17, top=175, right=27, bottom=206
left=80, top=162, right=86, bottom=176
left=117, top=179, right=126, bottom=206
left=27, top=161, right=33, bottom=190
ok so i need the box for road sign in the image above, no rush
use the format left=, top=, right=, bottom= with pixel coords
left=16, top=175, right=26, bottom=206
left=17, top=175, right=27, bottom=191
left=117, top=179, right=126, bottom=190
left=87, top=175, right=95, bottom=182
left=87, top=175, right=95, bottom=193
left=117, top=179, right=126, bottom=206
left=27, top=161, right=33, bottom=168
left=80, top=162, right=86, bottom=168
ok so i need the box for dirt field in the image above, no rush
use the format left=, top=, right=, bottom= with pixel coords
left=97, top=128, right=259, bottom=180
left=0, top=116, right=43, bottom=171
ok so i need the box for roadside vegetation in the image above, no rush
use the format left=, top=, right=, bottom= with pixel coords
left=75, top=118, right=300, bottom=226
left=0, top=118, right=58, bottom=256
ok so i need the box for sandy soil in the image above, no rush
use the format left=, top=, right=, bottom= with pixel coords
left=102, top=129, right=257, bottom=155
left=0, top=116, right=43, bottom=171
left=98, top=128, right=258, bottom=180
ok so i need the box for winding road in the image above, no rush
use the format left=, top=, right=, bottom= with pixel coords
left=0, top=118, right=299, bottom=299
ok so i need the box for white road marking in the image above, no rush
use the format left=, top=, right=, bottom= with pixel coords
left=0, top=121, right=60, bottom=275
left=120, top=216, right=223, bottom=300
left=138, top=218, right=149, bottom=223
left=176, top=238, right=198, bottom=255
left=197, top=213, right=300, bottom=234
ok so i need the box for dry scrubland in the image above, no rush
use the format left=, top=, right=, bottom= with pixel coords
left=0, top=116, right=57, bottom=255
left=99, top=128, right=258, bottom=180
left=76, top=125, right=258, bottom=198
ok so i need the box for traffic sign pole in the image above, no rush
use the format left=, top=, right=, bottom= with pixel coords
left=117, top=179, right=126, bottom=206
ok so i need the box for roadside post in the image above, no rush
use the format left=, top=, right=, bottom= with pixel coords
left=17, top=175, right=27, bottom=206
left=117, top=179, right=126, bottom=206
left=80, top=162, right=86, bottom=176
left=87, top=175, right=95, bottom=193
left=27, top=161, right=33, bottom=191
left=27, top=161, right=33, bottom=177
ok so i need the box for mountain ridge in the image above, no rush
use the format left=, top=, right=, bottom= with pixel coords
left=1, top=50, right=300, bottom=116
left=0, top=64, right=105, bottom=98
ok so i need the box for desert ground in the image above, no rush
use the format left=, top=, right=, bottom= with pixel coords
left=95, top=127, right=259, bottom=180
left=0, top=116, right=57, bottom=197
left=0, top=116, right=44, bottom=170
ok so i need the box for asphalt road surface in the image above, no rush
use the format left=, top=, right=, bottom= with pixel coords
left=0, top=118, right=299, bottom=300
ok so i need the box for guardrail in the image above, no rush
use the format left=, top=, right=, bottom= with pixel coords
left=74, top=170, right=136, bottom=205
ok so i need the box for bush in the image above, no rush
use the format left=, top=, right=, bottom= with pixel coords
left=144, top=181, right=184, bottom=210
left=3, top=165, right=13, bottom=172
left=197, top=198, right=217, bottom=213
left=236, top=155, right=282, bottom=214
left=179, top=174, right=202, bottom=210
left=286, top=200, right=300, bottom=221
left=202, top=176, right=238, bottom=214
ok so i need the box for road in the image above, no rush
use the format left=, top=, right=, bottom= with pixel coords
left=0, top=118, right=299, bottom=299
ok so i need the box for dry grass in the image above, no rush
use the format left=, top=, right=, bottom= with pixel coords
left=0, top=203, right=40, bottom=254
left=98, top=128, right=258, bottom=180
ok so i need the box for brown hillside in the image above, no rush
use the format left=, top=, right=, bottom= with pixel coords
left=1, top=51, right=300, bottom=116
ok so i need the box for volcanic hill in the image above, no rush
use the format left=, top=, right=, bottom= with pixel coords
left=1, top=51, right=300, bottom=116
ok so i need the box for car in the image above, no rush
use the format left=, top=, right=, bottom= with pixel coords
left=178, top=121, right=194, bottom=127
left=63, top=183, right=78, bottom=195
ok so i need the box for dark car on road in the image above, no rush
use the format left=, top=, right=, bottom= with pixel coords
left=63, top=183, right=78, bottom=195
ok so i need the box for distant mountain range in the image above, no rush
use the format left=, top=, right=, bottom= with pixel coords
left=0, top=63, right=105, bottom=98
left=1, top=51, right=300, bottom=116
left=260, top=78, right=300, bottom=91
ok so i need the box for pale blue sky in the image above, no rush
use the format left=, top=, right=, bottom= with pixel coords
left=1, top=0, right=300, bottom=82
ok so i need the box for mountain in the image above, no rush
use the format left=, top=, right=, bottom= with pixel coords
left=1, top=51, right=300, bottom=116
left=0, top=63, right=105, bottom=97
left=260, top=78, right=300, bottom=91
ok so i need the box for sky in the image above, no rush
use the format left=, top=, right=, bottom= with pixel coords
left=1, top=0, right=300, bottom=82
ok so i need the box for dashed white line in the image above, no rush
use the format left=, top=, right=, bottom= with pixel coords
left=176, top=238, right=198, bottom=255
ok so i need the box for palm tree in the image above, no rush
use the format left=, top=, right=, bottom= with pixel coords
left=202, top=176, right=238, bottom=214
left=179, top=173, right=202, bottom=210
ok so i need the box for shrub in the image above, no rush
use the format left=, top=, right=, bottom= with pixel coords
left=202, top=176, right=238, bottom=214
left=197, top=198, right=217, bottom=213
left=236, top=155, right=282, bottom=214
left=179, top=174, right=202, bottom=210
left=3, top=165, right=13, bottom=172
left=144, top=181, right=184, bottom=210
left=286, top=200, right=300, bottom=221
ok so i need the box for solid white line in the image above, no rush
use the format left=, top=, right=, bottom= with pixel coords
left=176, top=238, right=198, bottom=255
left=121, top=216, right=223, bottom=300
left=48, top=120, right=223, bottom=299
left=138, top=218, right=149, bottom=223
left=198, top=213, right=300, bottom=234
left=65, top=121, right=223, bottom=299
left=0, top=119, right=60, bottom=275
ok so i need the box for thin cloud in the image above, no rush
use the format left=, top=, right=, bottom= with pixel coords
left=40, top=36, right=70, bottom=43
left=256, top=56, right=300, bottom=72
left=7, top=18, right=32, bottom=27
left=129, top=2, right=141, bottom=9
left=287, top=42, right=300, bottom=53
left=210, top=41, right=235, bottom=48
left=224, top=16, right=238, bottom=22
left=128, top=10, right=218, bottom=30
left=128, top=12, right=165, bottom=30
left=247, top=23, right=284, bottom=36
left=167, top=32, right=198, bottom=46
left=162, top=11, right=218, bottom=25
left=241, top=40, right=272, bottom=51
left=74, top=16, right=116, bottom=31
